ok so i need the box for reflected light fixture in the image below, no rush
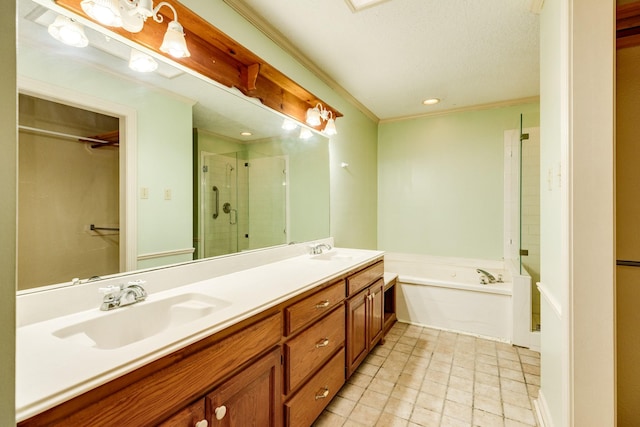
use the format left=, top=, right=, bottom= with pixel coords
left=305, top=103, right=338, bottom=135
left=81, top=0, right=191, bottom=58
left=299, top=128, right=313, bottom=140
left=48, top=15, right=89, bottom=47
left=128, top=49, right=158, bottom=72
left=281, top=119, right=298, bottom=131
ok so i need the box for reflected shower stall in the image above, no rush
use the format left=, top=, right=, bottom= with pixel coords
left=198, top=150, right=288, bottom=258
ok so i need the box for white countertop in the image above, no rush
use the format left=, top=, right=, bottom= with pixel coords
left=16, top=247, right=384, bottom=422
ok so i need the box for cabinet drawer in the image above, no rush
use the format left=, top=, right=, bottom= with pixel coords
left=285, top=280, right=345, bottom=335
left=347, top=261, right=384, bottom=296
left=285, top=305, right=345, bottom=393
left=285, top=348, right=345, bottom=427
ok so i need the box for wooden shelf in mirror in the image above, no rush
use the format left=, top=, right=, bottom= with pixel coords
left=618, top=1, right=640, bottom=49
left=54, top=0, right=342, bottom=130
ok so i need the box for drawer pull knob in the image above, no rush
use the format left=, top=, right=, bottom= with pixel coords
left=195, top=420, right=208, bottom=427
left=315, top=338, right=330, bottom=348
left=214, top=405, right=227, bottom=420
left=315, top=387, right=330, bottom=400
left=315, top=300, right=330, bottom=309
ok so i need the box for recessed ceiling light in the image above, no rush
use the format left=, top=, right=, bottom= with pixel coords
left=422, top=98, right=441, bottom=105
left=240, top=131, right=252, bottom=136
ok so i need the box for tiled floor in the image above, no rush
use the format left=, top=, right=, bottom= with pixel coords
left=315, top=323, right=540, bottom=427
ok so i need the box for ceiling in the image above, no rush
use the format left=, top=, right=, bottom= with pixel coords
left=223, top=0, right=540, bottom=121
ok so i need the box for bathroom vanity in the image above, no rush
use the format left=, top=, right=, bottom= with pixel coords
left=16, top=245, right=393, bottom=426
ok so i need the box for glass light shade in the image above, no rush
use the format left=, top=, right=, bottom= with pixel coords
left=323, top=118, right=337, bottom=136
left=135, top=0, right=155, bottom=17
left=305, top=107, right=321, bottom=126
left=281, top=119, right=298, bottom=131
left=129, top=49, right=158, bottom=72
left=160, top=21, right=191, bottom=58
left=80, top=0, right=122, bottom=27
left=299, top=128, right=313, bottom=139
left=48, top=15, right=89, bottom=48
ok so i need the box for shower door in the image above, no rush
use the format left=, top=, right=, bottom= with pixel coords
left=201, top=152, right=245, bottom=257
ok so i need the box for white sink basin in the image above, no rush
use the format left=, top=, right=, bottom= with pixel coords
left=310, top=251, right=356, bottom=261
left=52, top=293, right=230, bottom=349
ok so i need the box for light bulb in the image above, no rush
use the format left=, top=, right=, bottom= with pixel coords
left=299, top=128, right=313, bottom=139
left=80, top=0, right=122, bottom=27
left=129, top=49, right=158, bottom=72
left=305, top=107, right=321, bottom=126
left=48, top=15, right=89, bottom=48
left=323, top=118, right=337, bottom=136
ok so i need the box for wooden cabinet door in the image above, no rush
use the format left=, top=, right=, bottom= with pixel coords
left=206, top=347, right=282, bottom=427
left=346, top=289, right=368, bottom=378
left=368, top=279, right=384, bottom=349
left=158, top=399, right=206, bottom=427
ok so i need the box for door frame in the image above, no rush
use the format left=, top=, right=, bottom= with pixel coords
left=18, top=76, right=138, bottom=273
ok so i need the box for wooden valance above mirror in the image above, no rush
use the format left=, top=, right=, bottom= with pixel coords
left=55, top=0, right=342, bottom=131
left=618, top=1, right=640, bottom=49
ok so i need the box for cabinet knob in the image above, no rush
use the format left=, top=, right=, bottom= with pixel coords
left=315, top=300, right=330, bottom=309
left=214, top=405, right=227, bottom=420
left=195, top=420, right=208, bottom=427
left=315, top=387, right=330, bottom=400
left=315, top=338, right=330, bottom=348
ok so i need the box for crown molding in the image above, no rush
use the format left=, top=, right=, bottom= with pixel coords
left=379, top=96, right=540, bottom=124
left=223, top=0, right=380, bottom=123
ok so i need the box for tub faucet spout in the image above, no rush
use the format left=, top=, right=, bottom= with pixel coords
left=476, top=268, right=496, bottom=283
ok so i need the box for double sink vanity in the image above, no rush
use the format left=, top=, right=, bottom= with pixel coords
left=16, top=241, right=397, bottom=426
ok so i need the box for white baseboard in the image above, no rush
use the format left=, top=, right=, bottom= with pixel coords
left=534, top=389, right=552, bottom=427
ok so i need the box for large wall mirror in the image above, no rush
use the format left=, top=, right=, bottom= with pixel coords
left=17, top=0, right=330, bottom=292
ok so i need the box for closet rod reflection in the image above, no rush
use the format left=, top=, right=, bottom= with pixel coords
left=18, top=125, right=112, bottom=145
left=616, top=260, right=640, bottom=267
left=90, top=224, right=120, bottom=232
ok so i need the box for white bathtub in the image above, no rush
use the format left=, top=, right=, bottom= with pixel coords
left=385, top=253, right=519, bottom=342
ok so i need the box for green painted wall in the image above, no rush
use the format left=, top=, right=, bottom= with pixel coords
left=378, top=104, right=539, bottom=259
left=0, top=1, right=16, bottom=424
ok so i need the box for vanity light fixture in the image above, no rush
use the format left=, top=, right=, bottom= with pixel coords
left=81, top=0, right=191, bottom=58
left=305, top=103, right=338, bottom=135
left=128, top=49, right=158, bottom=72
left=48, top=15, right=89, bottom=47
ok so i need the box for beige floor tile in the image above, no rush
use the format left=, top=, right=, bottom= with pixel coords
left=476, top=362, right=500, bottom=376
left=415, top=391, right=445, bottom=413
left=497, top=358, right=521, bottom=371
left=349, top=372, right=374, bottom=388
left=376, top=412, right=410, bottom=427
left=497, top=349, right=520, bottom=361
left=472, top=408, right=505, bottom=427
left=399, top=335, right=419, bottom=346
left=500, top=378, right=528, bottom=395
left=365, top=354, right=386, bottom=367
left=430, top=360, right=453, bottom=374
left=313, top=410, right=347, bottom=426
left=359, top=388, right=390, bottom=409
left=521, top=363, right=540, bottom=376
left=339, top=382, right=366, bottom=402
left=449, top=374, right=474, bottom=393
left=421, top=379, right=449, bottom=398
left=451, top=365, right=474, bottom=380
left=424, top=368, right=450, bottom=385
left=443, top=399, right=473, bottom=423
left=500, top=391, right=531, bottom=410
left=474, top=383, right=501, bottom=400
left=343, top=419, right=368, bottom=427
left=391, top=384, right=420, bottom=403
left=368, top=377, right=396, bottom=395
left=327, top=395, right=357, bottom=417
left=475, top=372, right=500, bottom=388
left=446, top=387, right=473, bottom=406
left=407, top=354, right=432, bottom=369
left=473, top=396, right=503, bottom=416
left=524, top=373, right=540, bottom=386
left=526, top=384, right=539, bottom=398
left=519, top=355, right=540, bottom=367
left=503, top=403, right=536, bottom=426
left=376, top=366, right=403, bottom=382
left=384, top=396, right=415, bottom=419
left=441, top=414, right=473, bottom=427
left=395, top=342, right=417, bottom=354
left=371, top=345, right=392, bottom=358
left=476, top=354, right=498, bottom=366
left=504, top=419, right=535, bottom=427
left=358, top=362, right=381, bottom=377
left=499, top=367, right=525, bottom=382
left=410, top=405, right=441, bottom=426
left=348, top=403, right=382, bottom=426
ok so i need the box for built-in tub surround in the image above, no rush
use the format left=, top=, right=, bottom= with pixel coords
left=16, top=239, right=383, bottom=422
left=385, top=252, right=529, bottom=343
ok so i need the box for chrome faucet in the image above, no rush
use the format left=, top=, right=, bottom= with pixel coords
left=476, top=269, right=496, bottom=284
left=310, top=243, right=333, bottom=255
left=99, top=280, right=147, bottom=311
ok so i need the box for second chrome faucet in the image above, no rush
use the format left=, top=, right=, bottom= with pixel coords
left=99, top=280, right=147, bottom=311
